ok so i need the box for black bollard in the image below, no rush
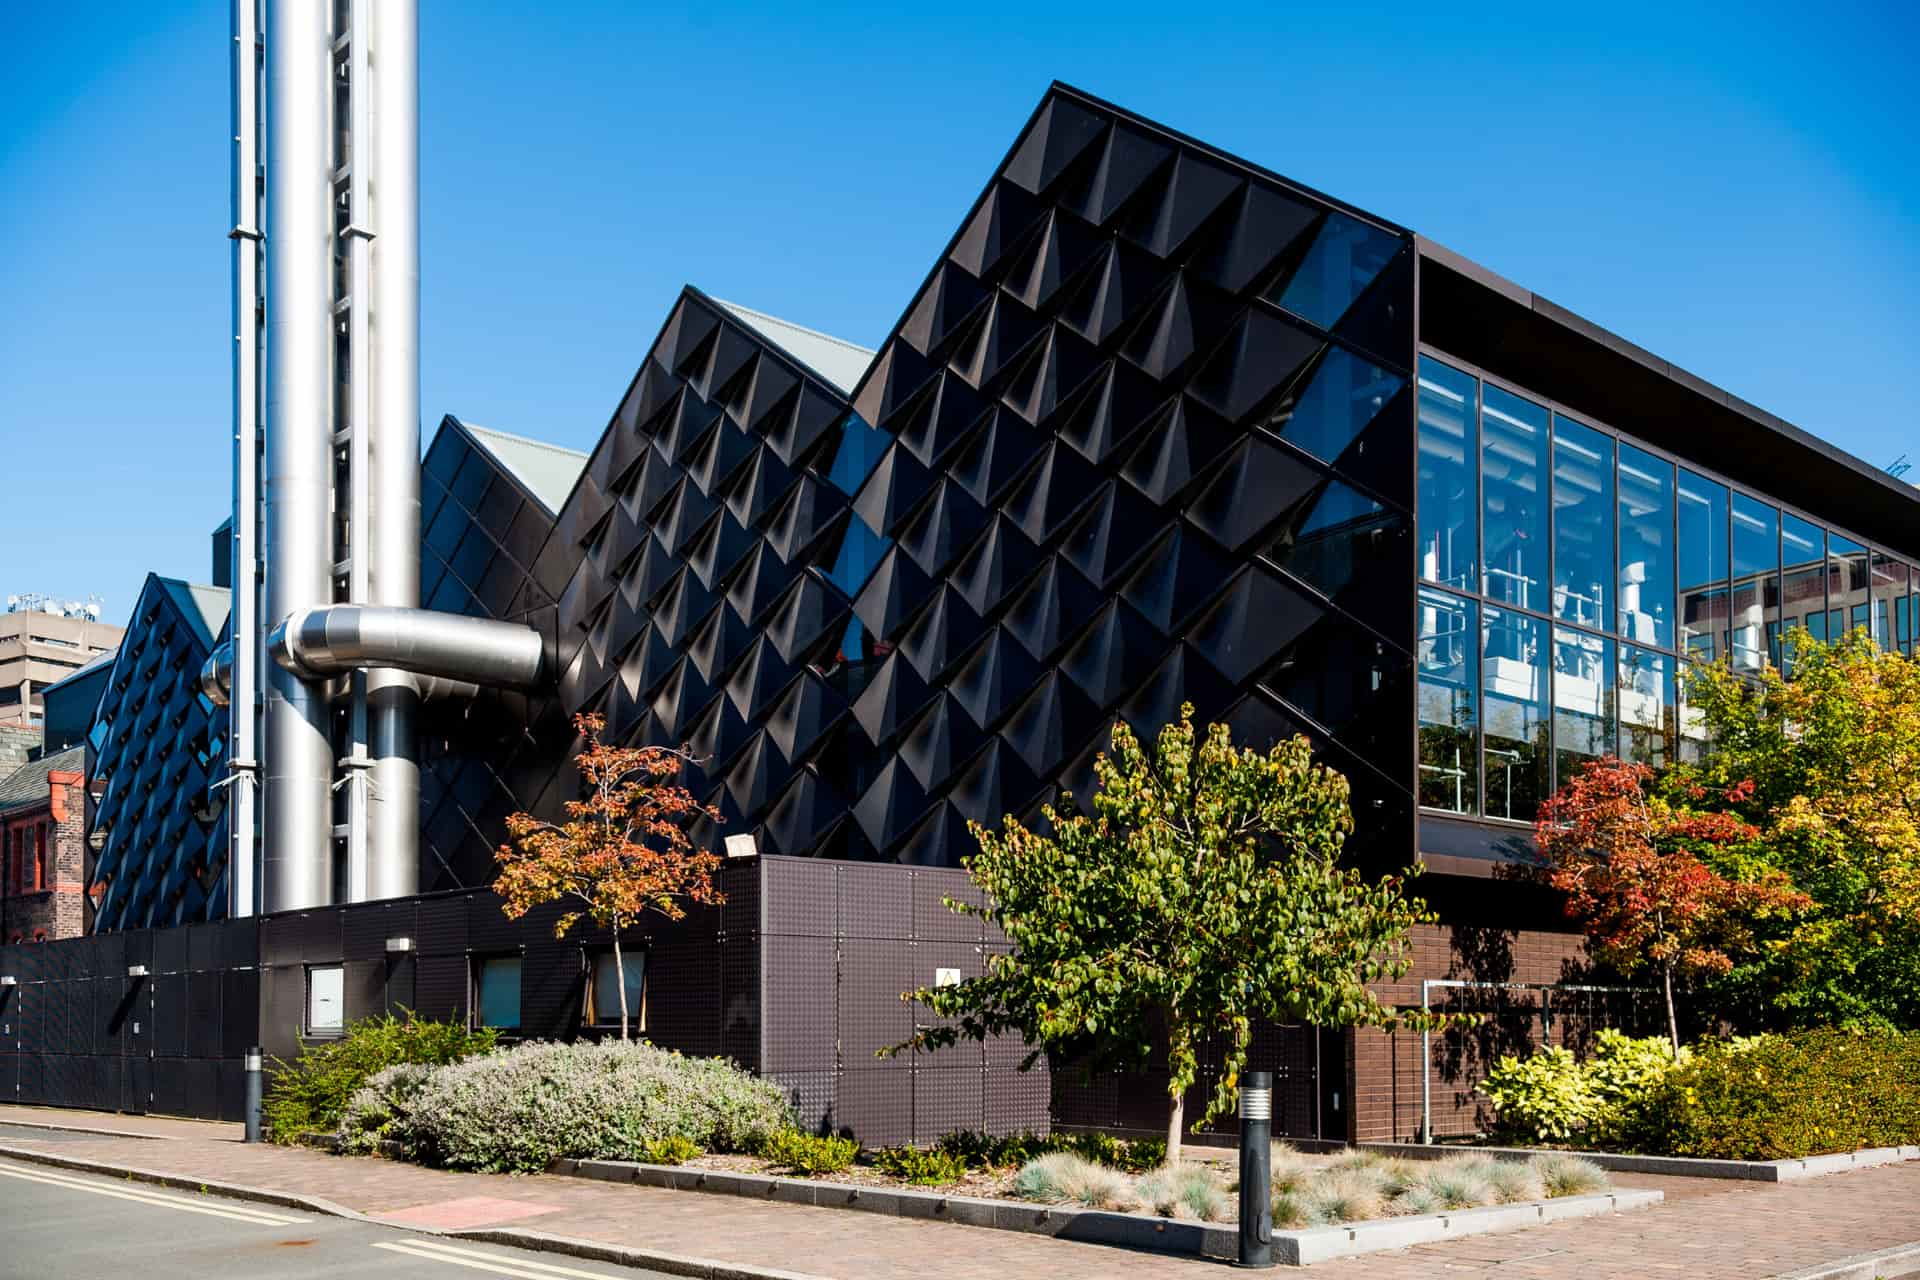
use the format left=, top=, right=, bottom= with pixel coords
left=244, top=1047, right=263, bottom=1143
left=1237, top=1070, right=1275, bottom=1268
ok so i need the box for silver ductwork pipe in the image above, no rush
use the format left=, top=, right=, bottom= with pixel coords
left=270, top=606, right=546, bottom=692
left=262, top=0, right=337, bottom=913
left=201, top=644, right=235, bottom=707
left=367, top=0, right=423, bottom=903
left=209, top=632, right=500, bottom=705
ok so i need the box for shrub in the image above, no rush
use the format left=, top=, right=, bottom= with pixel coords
left=640, top=1136, right=702, bottom=1165
left=1134, top=1165, right=1230, bottom=1221
left=1621, top=1029, right=1920, bottom=1160
left=873, top=1145, right=970, bottom=1185
left=1480, top=1031, right=1684, bottom=1146
left=265, top=1012, right=496, bottom=1143
left=399, top=1039, right=792, bottom=1172
left=1012, top=1153, right=1136, bottom=1210
left=929, top=1129, right=1163, bottom=1173
left=762, top=1130, right=859, bottom=1176
left=336, top=1061, right=435, bottom=1155
left=1532, top=1152, right=1609, bottom=1197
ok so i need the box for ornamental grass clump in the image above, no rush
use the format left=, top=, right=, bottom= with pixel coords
left=1134, top=1165, right=1231, bottom=1221
left=1269, top=1142, right=1318, bottom=1194
left=1297, top=1166, right=1387, bottom=1224
left=1482, top=1158, right=1547, bottom=1203
left=1390, top=1183, right=1443, bottom=1215
left=1423, top=1156, right=1498, bottom=1210
left=1012, top=1152, right=1136, bottom=1210
left=1270, top=1189, right=1316, bottom=1228
left=1532, top=1152, right=1609, bottom=1197
left=400, top=1039, right=792, bottom=1172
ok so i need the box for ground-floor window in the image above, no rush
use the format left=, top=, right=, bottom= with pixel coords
left=473, top=954, right=522, bottom=1031
left=585, top=948, right=645, bottom=1030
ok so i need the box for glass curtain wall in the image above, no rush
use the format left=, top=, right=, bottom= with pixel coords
left=1415, top=351, right=1920, bottom=828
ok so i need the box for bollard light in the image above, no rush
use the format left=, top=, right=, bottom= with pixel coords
left=385, top=936, right=414, bottom=953
left=244, top=1047, right=265, bottom=1143
left=1237, top=1070, right=1276, bottom=1269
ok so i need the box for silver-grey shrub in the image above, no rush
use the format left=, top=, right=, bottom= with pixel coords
left=337, top=1061, right=434, bottom=1155
left=398, top=1039, right=793, bottom=1172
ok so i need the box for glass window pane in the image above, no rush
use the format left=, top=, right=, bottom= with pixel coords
left=476, top=956, right=521, bottom=1029
left=1553, top=627, right=1615, bottom=788
left=1780, top=513, right=1825, bottom=662
left=1483, top=605, right=1549, bottom=822
left=1678, top=469, right=1730, bottom=663
left=1828, top=533, right=1869, bottom=642
left=1268, top=347, right=1407, bottom=470
left=307, top=965, right=344, bottom=1033
left=1270, top=212, right=1401, bottom=332
left=1417, top=358, right=1477, bottom=593
left=1552, top=416, right=1613, bottom=629
left=1870, top=554, right=1907, bottom=652
left=1264, top=475, right=1410, bottom=637
left=591, top=950, right=647, bottom=1026
left=1730, top=494, right=1780, bottom=674
left=1617, top=444, right=1675, bottom=649
left=1678, top=662, right=1714, bottom=763
left=1417, top=589, right=1477, bottom=815
left=1619, top=646, right=1675, bottom=767
left=1480, top=385, right=1549, bottom=610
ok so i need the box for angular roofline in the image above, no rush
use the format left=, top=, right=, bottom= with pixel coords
left=711, top=297, right=875, bottom=396
left=441, top=414, right=589, bottom=518
left=1417, top=235, right=1920, bottom=519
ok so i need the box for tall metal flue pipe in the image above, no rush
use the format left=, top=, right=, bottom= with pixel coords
left=367, top=0, right=423, bottom=903
left=260, top=0, right=337, bottom=912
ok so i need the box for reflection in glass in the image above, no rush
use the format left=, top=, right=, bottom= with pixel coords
left=1266, top=476, right=1408, bottom=634
left=1730, top=494, right=1780, bottom=673
left=1552, top=416, right=1612, bottom=630
left=1417, top=359, right=1477, bottom=593
left=1418, top=590, right=1478, bottom=814
left=1781, top=513, right=1825, bottom=659
left=1678, top=470, right=1729, bottom=662
left=1828, top=534, right=1870, bottom=641
left=1270, top=347, right=1406, bottom=467
left=1481, top=385, right=1548, bottom=611
left=1619, top=646, right=1676, bottom=767
left=1618, top=444, right=1675, bottom=649
left=1678, top=662, right=1713, bottom=764
left=475, top=956, right=521, bottom=1030
left=1870, top=554, right=1908, bottom=652
left=1271, top=212, right=1401, bottom=332
left=1554, top=627, right=1615, bottom=787
left=1483, top=606, right=1549, bottom=822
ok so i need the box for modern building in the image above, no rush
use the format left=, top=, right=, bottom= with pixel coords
left=0, top=597, right=122, bottom=729
left=3, top=81, right=1916, bottom=1142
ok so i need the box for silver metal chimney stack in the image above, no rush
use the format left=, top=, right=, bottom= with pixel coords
left=261, top=0, right=337, bottom=911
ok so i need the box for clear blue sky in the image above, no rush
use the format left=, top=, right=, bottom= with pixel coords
left=4, top=0, right=1915, bottom=617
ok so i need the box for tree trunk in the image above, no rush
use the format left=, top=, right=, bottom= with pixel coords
left=613, top=926, right=630, bottom=1042
left=1165, top=1087, right=1184, bottom=1168
left=1662, top=960, right=1681, bottom=1059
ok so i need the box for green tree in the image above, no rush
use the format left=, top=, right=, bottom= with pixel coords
left=888, top=707, right=1436, bottom=1165
left=1679, top=627, right=1920, bottom=1028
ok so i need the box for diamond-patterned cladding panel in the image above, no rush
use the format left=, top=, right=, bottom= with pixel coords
left=538, top=88, right=1418, bottom=871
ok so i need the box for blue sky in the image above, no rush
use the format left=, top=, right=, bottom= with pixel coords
left=3, top=0, right=1915, bottom=617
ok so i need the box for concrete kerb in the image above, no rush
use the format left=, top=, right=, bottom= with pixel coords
left=0, top=1143, right=814, bottom=1280
left=0, top=1117, right=168, bottom=1141
left=555, top=1157, right=1658, bottom=1264
left=1359, top=1141, right=1920, bottom=1183
left=1772, top=1241, right=1920, bottom=1280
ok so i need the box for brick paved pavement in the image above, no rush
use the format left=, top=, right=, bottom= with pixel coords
left=0, top=1105, right=1914, bottom=1278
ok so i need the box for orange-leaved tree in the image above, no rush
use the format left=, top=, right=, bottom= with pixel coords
left=1534, top=757, right=1805, bottom=1056
left=493, top=712, right=724, bottom=1040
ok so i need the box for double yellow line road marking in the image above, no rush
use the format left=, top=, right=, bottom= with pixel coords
left=0, top=1160, right=310, bottom=1227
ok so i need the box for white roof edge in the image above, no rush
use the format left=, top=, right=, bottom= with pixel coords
left=712, top=298, right=875, bottom=397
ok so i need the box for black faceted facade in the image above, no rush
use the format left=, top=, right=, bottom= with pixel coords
left=89, top=576, right=231, bottom=931
left=540, top=89, right=1421, bottom=874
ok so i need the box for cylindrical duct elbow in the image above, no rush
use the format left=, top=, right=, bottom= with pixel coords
left=200, top=642, right=235, bottom=707
left=269, top=605, right=546, bottom=690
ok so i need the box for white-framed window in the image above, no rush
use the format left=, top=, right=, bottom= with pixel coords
left=585, top=948, right=645, bottom=1029
left=472, top=954, right=521, bottom=1031
left=306, top=964, right=345, bottom=1034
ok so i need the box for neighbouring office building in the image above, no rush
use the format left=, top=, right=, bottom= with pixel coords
left=1, top=79, right=1915, bottom=1145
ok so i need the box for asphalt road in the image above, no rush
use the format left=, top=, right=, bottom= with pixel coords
left=0, top=1151, right=677, bottom=1280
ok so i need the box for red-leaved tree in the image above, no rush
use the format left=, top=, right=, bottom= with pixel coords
left=493, top=713, right=724, bottom=1040
left=1535, top=757, right=1805, bottom=1056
